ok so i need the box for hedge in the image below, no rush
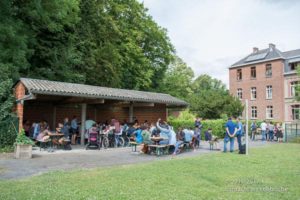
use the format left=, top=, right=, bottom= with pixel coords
left=0, top=117, right=18, bottom=150
left=168, top=118, right=282, bottom=139
left=169, top=119, right=227, bottom=138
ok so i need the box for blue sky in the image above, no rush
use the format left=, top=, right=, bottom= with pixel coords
left=142, top=0, right=300, bottom=87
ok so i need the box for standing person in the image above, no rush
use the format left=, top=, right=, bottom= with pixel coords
left=268, top=122, right=274, bottom=141
left=71, top=116, right=78, bottom=145
left=260, top=120, right=267, bottom=142
left=204, top=128, right=212, bottom=142
left=193, top=127, right=201, bottom=149
left=224, top=117, right=237, bottom=153
left=195, top=118, right=203, bottom=136
left=275, top=123, right=283, bottom=142
left=85, top=117, right=96, bottom=144
left=194, top=117, right=202, bottom=128
left=250, top=120, right=257, bottom=141
left=236, top=118, right=243, bottom=152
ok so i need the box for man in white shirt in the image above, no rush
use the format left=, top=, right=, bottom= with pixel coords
left=260, top=121, right=267, bottom=142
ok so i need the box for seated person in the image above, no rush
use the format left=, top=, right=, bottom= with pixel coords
left=173, top=128, right=185, bottom=155
left=156, top=118, right=170, bottom=145
left=36, top=130, right=51, bottom=142
left=127, top=126, right=136, bottom=138
left=149, top=123, right=158, bottom=137
left=141, top=126, right=152, bottom=153
left=58, top=120, right=71, bottom=145
left=133, top=121, right=140, bottom=129
left=183, top=128, right=193, bottom=143
left=134, top=128, right=143, bottom=144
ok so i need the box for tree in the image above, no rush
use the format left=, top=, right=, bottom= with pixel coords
left=187, top=74, right=243, bottom=119
left=14, top=0, right=84, bottom=83
left=192, top=74, right=227, bottom=94
left=76, top=0, right=174, bottom=89
left=159, top=56, right=194, bottom=99
left=0, top=0, right=30, bottom=120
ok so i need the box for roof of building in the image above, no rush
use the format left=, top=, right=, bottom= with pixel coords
left=230, top=45, right=300, bottom=68
left=282, top=49, right=300, bottom=59
left=18, top=78, right=188, bottom=106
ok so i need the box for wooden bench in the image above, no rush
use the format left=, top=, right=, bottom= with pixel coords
left=129, top=142, right=138, bottom=152
left=181, top=142, right=192, bottom=152
left=148, top=144, right=168, bottom=156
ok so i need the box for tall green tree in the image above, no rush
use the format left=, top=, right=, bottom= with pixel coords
left=15, top=0, right=84, bottom=83
left=188, top=74, right=243, bottom=119
left=76, top=0, right=174, bottom=89
left=0, top=0, right=29, bottom=120
left=159, top=56, right=194, bottom=99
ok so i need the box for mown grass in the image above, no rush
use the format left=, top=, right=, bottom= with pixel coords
left=0, top=144, right=299, bottom=200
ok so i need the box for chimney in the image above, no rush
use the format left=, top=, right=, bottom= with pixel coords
left=269, top=43, right=276, bottom=49
left=253, top=47, right=259, bottom=53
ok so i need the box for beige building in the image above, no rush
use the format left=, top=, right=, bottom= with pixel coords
left=229, top=43, right=300, bottom=122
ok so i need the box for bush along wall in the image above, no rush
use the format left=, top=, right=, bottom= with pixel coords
left=168, top=119, right=227, bottom=138
left=0, top=117, right=18, bottom=151
left=168, top=118, right=282, bottom=139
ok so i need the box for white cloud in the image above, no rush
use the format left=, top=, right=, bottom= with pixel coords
left=142, top=0, right=300, bottom=87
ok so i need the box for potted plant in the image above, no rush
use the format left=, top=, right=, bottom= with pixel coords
left=14, top=129, right=34, bottom=159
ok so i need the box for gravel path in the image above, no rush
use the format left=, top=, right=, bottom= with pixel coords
left=0, top=140, right=270, bottom=180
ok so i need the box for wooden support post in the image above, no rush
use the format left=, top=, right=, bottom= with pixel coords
left=129, top=102, right=134, bottom=123
left=80, top=103, right=87, bottom=145
left=52, top=106, right=57, bottom=130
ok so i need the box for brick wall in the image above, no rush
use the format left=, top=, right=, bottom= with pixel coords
left=229, top=59, right=285, bottom=121
left=23, top=102, right=167, bottom=130
left=14, top=82, right=26, bottom=131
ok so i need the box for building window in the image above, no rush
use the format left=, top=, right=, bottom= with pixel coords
left=291, top=81, right=300, bottom=97
left=237, top=88, right=243, bottom=99
left=289, top=62, right=300, bottom=71
left=292, top=105, right=300, bottom=120
left=251, top=87, right=257, bottom=100
left=265, top=64, right=272, bottom=77
left=266, top=106, right=273, bottom=119
left=250, top=66, right=256, bottom=79
left=251, top=106, right=257, bottom=119
left=266, top=85, right=272, bottom=99
left=237, top=69, right=242, bottom=80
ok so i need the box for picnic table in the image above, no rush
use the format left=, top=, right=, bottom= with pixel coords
left=150, top=137, right=164, bottom=145
left=48, top=132, right=65, bottom=149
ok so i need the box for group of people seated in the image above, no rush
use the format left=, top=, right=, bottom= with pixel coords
left=23, top=117, right=77, bottom=150
left=127, top=117, right=218, bottom=155
left=22, top=116, right=218, bottom=154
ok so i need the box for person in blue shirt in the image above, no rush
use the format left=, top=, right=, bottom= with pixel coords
left=224, top=117, right=237, bottom=152
left=236, top=118, right=243, bottom=152
left=134, top=128, right=143, bottom=144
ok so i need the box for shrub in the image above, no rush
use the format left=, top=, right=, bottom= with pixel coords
left=169, top=118, right=227, bottom=138
left=0, top=117, right=18, bottom=151
left=168, top=118, right=282, bottom=139
left=15, top=129, right=34, bottom=145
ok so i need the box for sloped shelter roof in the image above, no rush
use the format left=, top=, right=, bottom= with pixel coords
left=17, top=78, right=188, bottom=106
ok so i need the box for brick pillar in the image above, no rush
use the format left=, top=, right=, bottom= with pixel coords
left=15, top=83, right=26, bottom=132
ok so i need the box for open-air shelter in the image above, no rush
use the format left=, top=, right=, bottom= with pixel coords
left=14, top=78, right=187, bottom=144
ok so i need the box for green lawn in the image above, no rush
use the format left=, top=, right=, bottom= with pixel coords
left=1, top=144, right=299, bottom=200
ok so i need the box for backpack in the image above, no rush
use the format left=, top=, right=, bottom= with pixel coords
left=64, top=143, right=72, bottom=150
left=239, top=144, right=246, bottom=154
